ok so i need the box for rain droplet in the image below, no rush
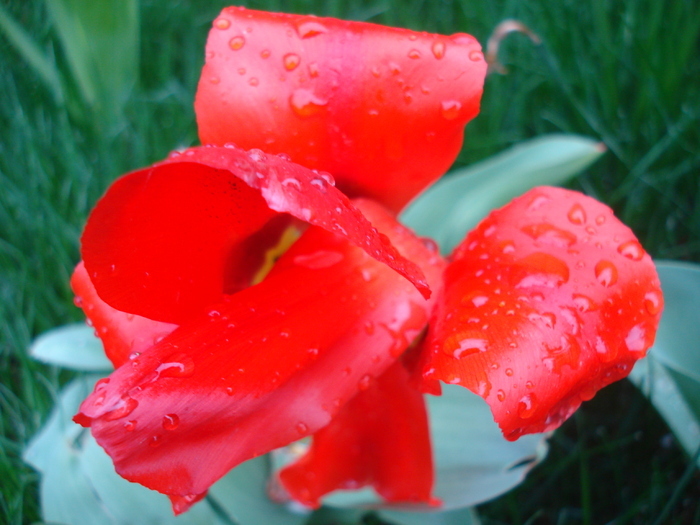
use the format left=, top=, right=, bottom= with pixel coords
left=567, top=203, right=587, bottom=225
left=149, top=435, right=162, bottom=448
left=260, top=49, right=271, bottom=59
left=229, top=36, right=245, bottom=50
left=290, top=88, right=328, bottom=117
left=431, top=41, right=446, bottom=59
left=214, top=18, right=230, bottom=30
left=296, top=422, right=309, bottom=434
left=452, top=338, right=488, bottom=359
left=283, top=53, right=301, bottom=71
left=308, top=62, right=319, bottom=77
left=104, top=397, right=138, bottom=421
left=505, top=368, right=514, bottom=377
left=296, top=21, right=327, bottom=38
left=527, top=312, right=557, bottom=329
left=477, top=379, right=491, bottom=396
left=496, top=389, right=506, bottom=402
left=294, top=250, right=343, bottom=269
left=441, top=100, right=461, bottom=120
left=595, top=215, right=606, bottom=225
left=358, top=375, right=372, bottom=391
left=248, top=77, right=259, bottom=86
left=617, top=240, right=645, bottom=261
left=572, top=294, right=596, bottom=313
left=469, top=50, right=482, bottom=61
left=625, top=324, right=647, bottom=353
left=408, top=49, right=421, bottom=59
left=124, top=420, right=136, bottom=432
left=162, top=414, right=180, bottom=431
left=594, top=260, right=618, bottom=287
left=281, top=177, right=301, bottom=190
left=157, top=354, right=195, bottom=378
left=307, top=347, right=319, bottom=357
left=644, top=291, right=662, bottom=315
left=521, top=223, right=577, bottom=247
left=517, top=393, right=537, bottom=419
left=516, top=252, right=570, bottom=288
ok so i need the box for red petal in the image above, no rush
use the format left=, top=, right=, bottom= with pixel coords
left=82, top=144, right=430, bottom=324
left=75, top=201, right=444, bottom=501
left=71, top=262, right=177, bottom=368
left=278, top=359, right=435, bottom=508
left=195, top=7, right=486, bottom=213
left=424, top=187, right=663, bottom=440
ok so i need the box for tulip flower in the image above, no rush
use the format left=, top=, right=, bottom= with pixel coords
left=72, top=6, right=663, bottom=516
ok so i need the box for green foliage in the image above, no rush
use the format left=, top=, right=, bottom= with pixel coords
left=1, top=0, right=699, bottom=523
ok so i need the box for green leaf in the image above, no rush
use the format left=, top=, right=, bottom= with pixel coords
left=321, top=385, right=547, bottom=511
left=24, top=377, right=227, bottom=524
left=0, top=3, right=64, bottom=103
left=208, top=457, right=309, bottom=525
left=401, top=134, right=605, bottom=253
left=378, top=506, right=481, bottom=525
left=45, top=0, right=139, bottom=125
left=629, top=261, right=700, bottom=463
left=30, top=323, right=113, bottom=372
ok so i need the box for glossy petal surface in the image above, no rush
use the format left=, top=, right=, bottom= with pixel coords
left=71, top=262, right=177, bottom=368
left=279, top=359, right=435, bottom=508
left=75, top=201, right=444, bottom=505
left=424, top=186, right=663, bottom=439
left=196, top=7, right=486, bottom=212
left=82, top=144, right=429, bottom=324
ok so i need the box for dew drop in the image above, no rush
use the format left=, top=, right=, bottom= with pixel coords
left=497, top=389, right=506, bottom=402
left=527, top=312, right=557, bottom=329
left=452, top=338, right=488, bottom=358
left=594, top=260, right=618, bottom=287
left=104, top=397, right=138, bottom=421
left=526, top=381, right=534, bottom=389
left=228, top=36, right=245, bottom=50
left=625, top=324, right=647, bottom=353
left=149, top=435, right=162, bottom=448
left=505, top=368, right=514, bottom=377
left=162, top=414, right=180, bottom=431
left=617, top=240, right=645, bottom=261
left=477, top=379, right=491, bottom=397
left=157, top=354, right=195, bottom=378
left=260, top=49, right=271, bottom=59
left=283, top=53, right=301, bottom=71
left=567, top=203, right=587, bottom=225
left=358, top=375, right=372, bottom=391
left=431, top=41, right=446, bottom=59
left=441, top=100, right=461, bottom=120
left=124, top=420, right=136, bottom=432
left=572, top=294, right=596, bottom=313
left=408, top=49, right=421, bottom=59
left=308, top=62, right=319, bottom=77
left=214, top=18, right=230, bottom=30
left=307, top=347, right=319, bottom=358
left=296, top=21, right=328, bottom=38
left=290, top=88, right=328, bottom=117
left=521, top=223, right=577, bottom=247
left=296, top=422, right=309, bottom=434
left=516, top=252, right=570, bottom=288
left=644, top=291, right=662, bottom=315
left=248, top=77, right=259, bottom=86
left=595, top=215, right=606, bottom=225
left=517, top=393, right=537, bottom=419
left=281, top=177, right=301, bottom=190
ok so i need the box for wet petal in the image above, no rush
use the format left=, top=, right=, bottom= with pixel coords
left=71, top=262, right=177, bottom=368
left=279, top=359, right=435, bottom=508
left=196, top=7, right=486, bottom=212
left=423, top=186, right=663, bottom=440
left=82, top=144, right=430, bottom=324
left=75, top=201, right=444, bottom=506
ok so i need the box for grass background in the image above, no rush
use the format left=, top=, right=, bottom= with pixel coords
left=1, top=0, right=699, bottom=523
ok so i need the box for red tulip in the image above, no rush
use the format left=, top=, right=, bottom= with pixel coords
left=195, top=7, right=487, bottom=213
left=71, top=7, right=663, bottom=516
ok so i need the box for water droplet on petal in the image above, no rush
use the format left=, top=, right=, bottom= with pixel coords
left=441, top=100, right=461, bottom=120
left=162, top=413, right=180, bottom=431
left=358, top=375, right=371, bottom=391
left=518, top=393, right=537, bottom=419
left=124, top=420, right=136, bottom=432
left=567, top=203, right=587, bottom=225
left=516, top=252, right=570, bottom=288
left=521, top=223, right=577, bottom=247
left=469, top=50, right=482, bottom=61
left=214, top=18, right=230, bottom=30
left=296, top=21, right=327, bottom=38
left=595, top=215, right=606, bottom=225
left=505, top=368, right=514, bottom=377
left=595, top=260, right=618, bottom=287
left=294, top=250, right=343, bottom=269
left=452, top=338, right=488, bottom=359
left=229, top=36, right=245, bottom=50
left=105, top=397, right=138, bottom=421
left=149, top=435, right=162, bottom=448
left=644, top=291, right=662, bottom=315
left=248, top=77, right=259, bottom=86
left=431, top=41, right=446, bottom=59
left=157, top=354, right=195, bottom=378
left=283, top=53, right=301, bottom=71
left=290, top=89, right=328, bottom=117
left=260, top=49, right=271, bottom=59
left=497, top=389, right=506, bottom=402
left=408, top=49, right=421, bottom=59
left=281, top=177, right=301, bottom=190
left=572, top=294, right=596, bottom=313
left=625, top=324, right=647, bottom=353
left=296, top=422, right=309, bottom=434
left=617, top=240, right=645, bottom=261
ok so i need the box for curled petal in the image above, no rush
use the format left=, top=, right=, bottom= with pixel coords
left=279, top=359, right=436, bottom=508
left=75, top=201, right=444, bottom=507
left=196, top=7, right=487, bottom=212
left=423, top=186, right=663, bottom=439
left=82, top=144, right=430, bottom=324
left=71, top=262, right=177, bottom=368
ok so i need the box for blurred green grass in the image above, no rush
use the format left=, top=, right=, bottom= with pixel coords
left=1, top=0, right=698, bottom=523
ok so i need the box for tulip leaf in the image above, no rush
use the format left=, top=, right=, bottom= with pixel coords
left=30, top=323, right=113, bottom=371
left=401, top=134, right=605, bottom=254
left=208, top=457, right=309, bottom=525
left=45, top=0, right=139, bottom=125
left=321, top=385, right=547, bottom=511
left=24, top=377, right=227, bottom=525
left=628, top=261, right=700, bottom=463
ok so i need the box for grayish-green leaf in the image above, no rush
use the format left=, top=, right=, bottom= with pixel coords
left=378, top=506, right=481, bottom=525
left=322, top=385, right=547, bottom=511
left=401, top=134, right=605, bottom=253
left=209, top=456, right=309, bottom=525
left=45, top=0, right=139, bottom=124
left=30, top=323, right=113, bottom=371
left=0, top=3, right=64, bottom=103
left=24, top=376, right=227, bottom=524
left=629, top=260, right=700, bottom=464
